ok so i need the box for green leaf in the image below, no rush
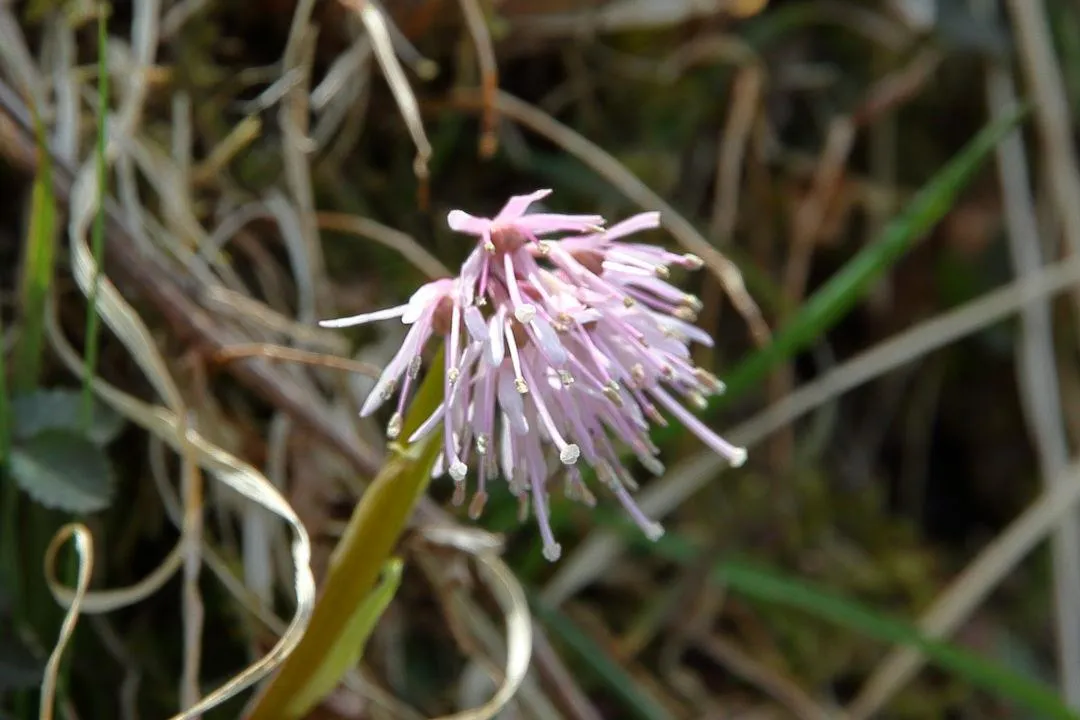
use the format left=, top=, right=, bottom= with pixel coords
left=247, top=348, right=446, bottom=720
left=13, top=106, right=57, bottom=393
left=10, top=389, right=125, bottom=446
left=283, top=558, right=404, bottom=718
left=9, top=429, right=113, bottom=513
left=716, top=561, right=1078, bottom=720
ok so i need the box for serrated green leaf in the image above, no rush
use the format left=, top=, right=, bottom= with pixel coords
left=9, top=429, right=113, bottom=513
left=10, top=389, right=124, bottom=446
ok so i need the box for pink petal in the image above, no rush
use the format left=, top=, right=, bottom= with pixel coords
left=530, top=316, right=567, bottom=366
left=408, top=402, right=446, bottom=442
left=517, top=213, right=605, bottom=236
left=497, top=366, right=530, bottom=435
left=494, top=189, right=552, bottom=221
left=319, top=303, right=408, bottom=328
left=485, top=308, right=507, bottom=367
left=402, top=280, right=450, bottom=324
left=464, top=306, right=489, bottom=343
left=603, top=211, right=661, bottom=240
left=447, top=210, right=491, bottom=235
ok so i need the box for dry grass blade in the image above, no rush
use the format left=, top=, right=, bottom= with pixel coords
left=0, top=9, right=47, bottom=110
left=200, top=287, right=349, bottom=351
left=982, top=3, right=1077, bottom=715
left=58, top=43, right=321, bottom=699
left=277, top=0, right=327, bottom=318
left=214, top=343, right=381, bottom=377
left=512, top=0, right=764, bottom=35
left=455, top=0, right=499, bottom=157
left=317, top=211, right=451, bottom=279
left=179, top=416, right=205, bottom=712
left=695, top=634, right=833, bottom=720
left=45, top=539, right=184, bottom=613
left=710, top=63, right=763, bottom=244
left=341, top=0, right=433, bottom=183
left=45, top=306, right=316, bottom=719
left=190, top=115, right=262, bottom=187
left=451, top=88, right=770, bottom=347
left=1006, top=0, right=1080, bottom=702
left=421, top=527, right=533, bottom=720
left=39, top=523, right=93, bottom=720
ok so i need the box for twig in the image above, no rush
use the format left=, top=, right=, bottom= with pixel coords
left=213, top=343, right=381, bottom=377
left=180, top=411, right=205, bottom=712
left=455, top=0, right=499, bottom=157
left=709, top=64, right=763, bottom=245
left=696, top=634, right=833, bottom=720
left=317, top=211, right=451, bottom=279
left=341, top=0, right=433, bottom=187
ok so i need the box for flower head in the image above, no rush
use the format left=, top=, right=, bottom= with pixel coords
left=321, top=190, right=746, bottom=561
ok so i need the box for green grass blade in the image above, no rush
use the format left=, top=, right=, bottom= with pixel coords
left=530, top=597, right=670, bottom=720
left=647, top=104, right=1029, bottom=452
left=619, top=530, right=1072, bottom=717
left=14, top=109, right=56, bottom=392
left=716, top=561, right=1076, bottom=719
left=721, top=103, right=1029, bottom=402
left=81, top=5, right=110, bottom=427
left=247, top=348, right=445, bottom=720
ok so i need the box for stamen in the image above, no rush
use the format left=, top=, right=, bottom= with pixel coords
left=449, top=460, right=468, bottom=483
left=682, top=253, right=704, bottom=269
left=504, top=321, right=529, bottom=394
left=674, top=306, right=697, bottom=321
left=468, top=491, right=488, bottom=519
left=520, top=362, right=580, bottom=466
left=683, top=294, right=703, bottom=311
left=386, top=412, right=403, bottom=440
left=515, top=305, right=536, bottom=324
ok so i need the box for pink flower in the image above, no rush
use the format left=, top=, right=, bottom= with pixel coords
left=321, top=190, right=746, bottom=562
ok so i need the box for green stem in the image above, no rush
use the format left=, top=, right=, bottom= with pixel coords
left=246, top=348, right=446, bottom=720
left=81, top=3, right=109, bottom=426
